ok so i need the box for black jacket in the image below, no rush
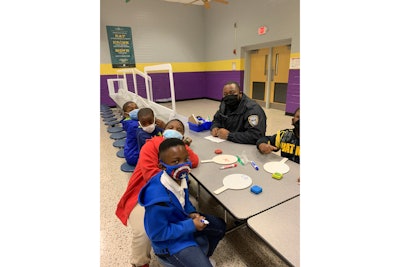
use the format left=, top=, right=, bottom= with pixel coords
left=256, top=129, right=300, bottom=164
left=211, top=93, right=267, bottom=144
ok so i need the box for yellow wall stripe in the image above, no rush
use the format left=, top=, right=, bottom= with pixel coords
left=100, top=58, right=245, bottom=75
left=290, top=53, right=300, bottom=59
left=100, top=55, right=299, bottom=75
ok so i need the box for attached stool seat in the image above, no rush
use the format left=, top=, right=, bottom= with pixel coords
left=100, top=109, right=113, bottom=115
left=103, top=117, right=117, bottom=122
left=103, top=119, right=117, bottom=124
left=101, top=108, right=113, bottom=114
left=110, top=131, right=126, bottom=140
left=113, top=139, right=126, bottom=148
left=102, top=113, right=115, bottom=119
left=156, top=235, right=209, bottom=267
left=116, top=149, right=125, bottom=158
left=120, top=162, right=135, bottom=172
left=100, top=105, right=111, bottom=112
left=107, top=126, right=123, bottom=133
left=105, top=120, right=120, bottom=127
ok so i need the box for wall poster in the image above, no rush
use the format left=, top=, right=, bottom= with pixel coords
left=106, top=25, right=136, bottom=68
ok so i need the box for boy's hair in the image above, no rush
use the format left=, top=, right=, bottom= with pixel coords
left=137, top=107, right=154, bottom=120
left=122, top=101, right=136, bottom=112
left=158, top=138, right=186, bottom=159
left=165, top=119, right=185, bottom=132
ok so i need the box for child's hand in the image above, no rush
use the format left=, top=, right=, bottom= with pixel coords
left=155, top=118, right=166, bottom=129
left=258, top=143, right=278, bottom=154
left=188, top=212, right=200, bottom=219
left=192, top=216, right=208, bottom=231
left=183, top=136, right=192, bottom=146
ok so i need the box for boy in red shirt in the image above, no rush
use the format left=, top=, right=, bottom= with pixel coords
left=116, top=119, right=199, bottom=267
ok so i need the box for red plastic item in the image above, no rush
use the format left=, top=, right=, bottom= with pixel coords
left=214, top=149, right=223, bottom=154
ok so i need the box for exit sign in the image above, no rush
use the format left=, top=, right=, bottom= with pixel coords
left=258, top=26, right=268, bottom=35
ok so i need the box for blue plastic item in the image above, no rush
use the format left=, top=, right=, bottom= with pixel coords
left=250, top=185, right=263, bottom=194
left=188, top=121, right=212, bottom=132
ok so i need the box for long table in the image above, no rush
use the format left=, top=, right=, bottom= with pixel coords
left=188, top=130, right=300, bottom=220
left=247, top=196, right=300, bottom=267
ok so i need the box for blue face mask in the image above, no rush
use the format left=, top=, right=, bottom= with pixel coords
left=163, top=129, right=183, bottom=140
left=160, top=161, right=192, bottom=180
left=129, top=109, right=139, bottom=120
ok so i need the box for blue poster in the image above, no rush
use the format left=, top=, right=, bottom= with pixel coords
left=106, top=26, right=136, bottom=68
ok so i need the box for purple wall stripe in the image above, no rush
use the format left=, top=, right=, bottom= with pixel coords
left=100, top=69, right=300, bottom=113
left=204, top=71, right=243, bottom=100
left=285, top=69, right=300, bottom=114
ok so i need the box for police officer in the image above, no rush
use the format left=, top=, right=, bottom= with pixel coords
left=210, top=81, right=267, bottom=144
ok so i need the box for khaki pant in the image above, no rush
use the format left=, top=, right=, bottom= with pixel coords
left=127, top=204, right=152, bottom=266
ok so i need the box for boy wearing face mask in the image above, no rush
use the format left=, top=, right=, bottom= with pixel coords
left=256, top=107, right=300, bottom=164
left=210, top=81, right=267, bottom=144
left=116, top=119, right=199, bottom=267
left=136, top=107, right=164, bottom=150
left=138, top=138, right=226, bottom=267
left=163, top=118, right=193, bottom=146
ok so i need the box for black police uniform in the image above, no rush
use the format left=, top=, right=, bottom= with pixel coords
left=211, top=93, right=267, bottom=144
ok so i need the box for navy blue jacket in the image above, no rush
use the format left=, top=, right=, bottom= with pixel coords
left=136, top=126, right=164, bottom=150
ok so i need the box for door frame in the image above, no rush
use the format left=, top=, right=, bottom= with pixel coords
left=242, top=38, right=292, bottom=110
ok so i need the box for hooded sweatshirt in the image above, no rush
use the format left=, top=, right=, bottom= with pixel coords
left=116, top=136, right=199, bottom=226
left=138, top=171, right=198, bottom=256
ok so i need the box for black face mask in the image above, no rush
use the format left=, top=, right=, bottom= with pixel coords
left=293, top=119, right=300, bottom=135
left=223, top=94, right=240, bottom=107
left=294, top=119, right=300, bottom=129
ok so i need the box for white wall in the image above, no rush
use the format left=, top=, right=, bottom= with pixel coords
left=100, top=0, right=205, bottom=64
left=204, top=0, right=300, bottom=61
left=100, top=0, right=300, bottom=64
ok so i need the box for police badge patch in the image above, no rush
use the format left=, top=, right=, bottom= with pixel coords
left=248, top=115, right=259, bottom=127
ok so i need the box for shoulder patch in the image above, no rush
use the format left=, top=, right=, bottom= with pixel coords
left=248, top=115, right=259, bottom=127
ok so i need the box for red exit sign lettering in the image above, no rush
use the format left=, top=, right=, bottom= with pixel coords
left=258, top=26, right=268, bottom=35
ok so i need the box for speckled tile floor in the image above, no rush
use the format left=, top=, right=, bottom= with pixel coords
left=100, top=99, right=295, bottom=267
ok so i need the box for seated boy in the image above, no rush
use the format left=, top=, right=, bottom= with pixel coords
left=116, top=119, right=199, bottom=267
left=121, top=101, right=140, bottom=166
left=136, top=107, right=164, bottom=149
left=256, top=107, right=300, bottom=163
left=138, top=138, right=226, bottom=267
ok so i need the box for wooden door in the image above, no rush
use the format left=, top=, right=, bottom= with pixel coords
left=249, top=45, right=291, bottom=106
left=249, top=48, right=269, bottom=101
left=269, top=45, right=291, bottom=103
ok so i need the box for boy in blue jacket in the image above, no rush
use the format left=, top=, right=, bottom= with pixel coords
left=138, top=138, right=226, bottom=267
left=121, top=101, right=140, bottom=166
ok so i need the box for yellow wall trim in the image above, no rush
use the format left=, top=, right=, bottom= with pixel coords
left=100, top=59, right=245, bottom=75
left=290, top=53, right=300, bottom=59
